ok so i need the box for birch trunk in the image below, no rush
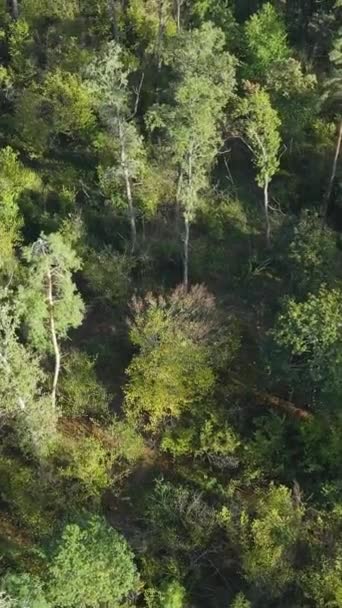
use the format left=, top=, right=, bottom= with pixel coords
left=47, top=268, right=60, bottom=409
left=118, top=120, right=137, bottom=253
left=183, top=214, right=190, bottom=292
left=263, top=176, right=271, bottom=247
left=11, top=0, right=19, bottom=19
left=323, top=119, right=342, bottom=220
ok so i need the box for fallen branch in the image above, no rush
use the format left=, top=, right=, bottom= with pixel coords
left=253, top=390, right=312, bottom=420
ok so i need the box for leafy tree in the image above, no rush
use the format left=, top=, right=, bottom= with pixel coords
left=285, top=211, right=342, bottom=295
left=18, top=232, right=84, bottom=408
left=59, top=350, right=109, bottom=417
left=148, top=23, right=236, bottom=288
left=145, top=580, right=186, bottom=608
left=124, top=285, right=233, bottom=431
left=236, top=84, right=281, bottom=245
left=1, top=574, right=49, bottom=608
left=42, top=69, right=95, bottom=139
left=303, top=544, right=342, bottom=607
left=47, top=516, right=139, bottom=607
left=244, top=3, right=289, bottom=80
left=273, top=285, right=342, bottom=396
left=124, top=290, right=215, bottom=431
left=87, top=41, right=146, bottom=252
left=230, top=593, right=251, bottom=608
left=128, top=0, right=176, bottom=65
left=0, top=147, right=40, bottom=269
left=239, top=484, right=303, bottom=596
left=0, top=293, right=57, bottom=457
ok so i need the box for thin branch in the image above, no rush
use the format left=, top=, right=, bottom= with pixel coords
left=131, top=72, right=145, bottom=119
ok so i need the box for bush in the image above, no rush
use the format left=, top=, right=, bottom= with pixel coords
left=59, top=351, right=109, bottom=417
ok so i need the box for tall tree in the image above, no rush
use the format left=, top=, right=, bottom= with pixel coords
left=237, top=84, right=281, bottom=246
left=323, top=26, right=342, bottom=217
left=18, top=232, right=84, bottom=409
left=244, top=2, right=290, bottom=81
left=87, top=42, right=146, bottom=253
left=48, top=516, right=139, bottom=607
left=148, top=23, right=236, bottom=288
left=0, top=147, right=40, bottom=271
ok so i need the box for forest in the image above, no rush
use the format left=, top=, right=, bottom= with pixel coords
left=0, top=0, right=341, bottom=606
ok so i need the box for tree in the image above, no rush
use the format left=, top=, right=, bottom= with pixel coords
left=87, top=42, right=146, bottom=252
left=124, top=289, right=215, bottom=431
left=285, top=211, right=342, bottom=295
left=1, top=574, right=49, bottom=608
left=0, top=147, right=40, bottom=270
left=236, top=84, right=281, bottom=246
left=148, top=23, right=236, bottom=288
left=145, top=580, right=187, bottom=608
left=239, top=484, right=303, bottom=596
left=128, top=0, right=176, bottom=67
left=273, top=285, right=342, bottom=395
left=244, top=2, right=289, bottom=81
left=18, top=232, right=84, bottom=408
left=0, top=292, right=57, bottom=457
left=230, top=594, right=251, bottom=608
left=323, top=26, right=342, bottom=216
left=48, top=516, right=139, bottom=607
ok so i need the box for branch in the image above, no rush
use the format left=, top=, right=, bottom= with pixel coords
left=131, top=72, right=145, bottom=119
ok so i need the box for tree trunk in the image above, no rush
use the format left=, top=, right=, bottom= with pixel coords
left=263, top=176, right=271, bottom=247
left=183, top=214, right=190, bottom=292
left=11, top=0, right=19, bottom=19
left=118, top=120, right=137, bottom=253
left=47, top=269, right=60, bottom=409
left=323, top=119, right=342, bottom=220
left=175, top=0, right=182, bottom=31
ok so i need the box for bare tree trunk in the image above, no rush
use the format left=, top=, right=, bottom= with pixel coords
left=183, top=214, right=190, bottom=291
left=175, top=0, right=183, bottom=31
left=323, top=119, right=342, bottom=220
left=11, top=0, right=19, bottom=19
left=263, top=176, right=271, bottom=247
left=47, top=269, right=60, bottom=409
left=118, top=120, right=137, bottom=253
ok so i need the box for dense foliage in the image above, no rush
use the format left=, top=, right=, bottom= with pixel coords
left=0, top=1, right=341, bottom=606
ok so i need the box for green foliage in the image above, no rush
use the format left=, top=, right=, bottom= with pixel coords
left=21, top=0, right=80, bottom=21
left=286, top=211, right=341, bottom=295
left=108, top=417, right=145, bottom=464
left=59, top=350, right=109, bottom=417
left=18, top=232, right=84, bottom=353
left=54, top=436, right=114, bottom=503
left=0, top=147, right=40, bottom=267
left=0, top=294, right=57, bottom=457
left=230, top=593, right=251, bottom=608
left=13, top=88, right=51, bottom=157
left=47, top=516, right=138, bottom=607
left=303, top=547, right=342, bottom=607
left=1, top=574, right=49, bottom=608
left=240, top=484, right=303, bottom=595
left=8, top=19, right=37, bottom=85
left=145, top=480, right=217, bottom=561
left=0, top=1, right=341, bottom=606
left=244, top=3, right=289, bottom=80
left=125, top=287, right=221, bottom=430
left=0, top=455, right=59, bottom=535
left=145, top=580, right=186, bottom=608
left=83, top=247, right=134, bottom=305
left=273, top=285, right=342, bottom=387
left=43, top=70, right=95, bottom=137
left=150, top=23, right=236, bottom=226
left=128, top=0, right=176, bottom=53
left=237, top=84, right=281, bottom=188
